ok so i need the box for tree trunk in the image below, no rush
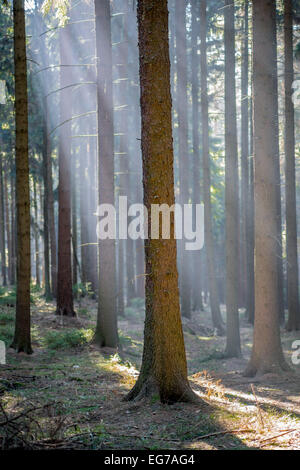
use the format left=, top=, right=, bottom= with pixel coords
left=284, top=0, right=300, bottom=331
left=4, top=162, right=12, bottom=284
left=10, top=166, right=16, bottom=285
left=79, top=140, right=89, bottom=285
left=56, top=22, right=75, bottom=317
left=94, top=0, right=118, bottom=348
left=240, top=0, right=249, bottom=312
left=11, top=0, right=32, bottom=354
left=71, top=152, right=78, bottom=287
left=247, top=87, right=255, bottom=324
left=175, top=0, right=191, bottom=319
left=244, top=0, right=289, bottom=377
left=191, top=0, right=204, bottom=313
left=0, top=155, right=7, bottom=285
left=224, top=0, right=241, bottom=357
left=200, top=0, right=224, bottom=336
left=127, top=0, right=197, bottom=404
left=273, top=21, right=285, bottom=327
left=33, top=178, right=40, bottom=287
left=47, top=104, right=57, bottom=298
left=42, top=98, right=51, bottom=300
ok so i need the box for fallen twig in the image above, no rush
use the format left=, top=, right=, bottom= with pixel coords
left=251, top=384, right=264, bottom=429
left=259, top=429, right=297, bottom=448
left=195, top=428, right=255, bottom=440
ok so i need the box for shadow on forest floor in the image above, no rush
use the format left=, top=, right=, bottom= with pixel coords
left=0, top=293, right=299, bottom=450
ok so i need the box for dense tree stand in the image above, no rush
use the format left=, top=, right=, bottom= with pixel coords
left=126, top=0, right=198, bottom=404
left=244, top=0, right=289, bottom=377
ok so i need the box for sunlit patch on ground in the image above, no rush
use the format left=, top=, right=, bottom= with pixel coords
left=0, top=294, right=299, bottom=450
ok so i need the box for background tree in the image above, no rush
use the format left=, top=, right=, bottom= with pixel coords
left=200, top=0, right=224, bottom=336
left=93, top=0, right=118, bottom=348
left=224, top=0, right=241, bottom=357
left=56, top=20, right=75, bottom=317
left=244, top=0, right=289, bottom=377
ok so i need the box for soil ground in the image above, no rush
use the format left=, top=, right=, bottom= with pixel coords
left=0, top=292, right=299, bottom=450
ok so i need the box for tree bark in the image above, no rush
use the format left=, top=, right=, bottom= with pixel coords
left=224, top=0, right=241, bottom=357
left=284, top=0, right=300, bottom=331
left=244, top=0, right=289, bottom=377
left=175, top=0, right=191, bottom=319
left=200, top=0, right=224, bottom=336
left=42, top=97, right=51, bottom=300
left=56, top=22, right=75, bottom=317
left=240, top=0, right=249, bottom=311
left=0, top=154, right=7, bottom=286
left=191, top=0, right=204, bottom=313
left=11, top=0, right=32, bottom=354
left=127, top=0, right=198, bottom=404
left=71, top=151, right=78, bottom=287
left=33, top=178, right=40, bottom=287
left=94, top=0, right=118, bottom=347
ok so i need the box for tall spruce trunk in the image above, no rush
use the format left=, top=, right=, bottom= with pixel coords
left=175, top=0, right=191, bottom=319
left=10, top=167, right=16, bottom=285
left=200, top=0, right=224, bottom=336
left=46, top=102, right=57, bottom=299
left=94, top=0, right=118, bottom=347
left=0, top=155, right=6, bottom=285
left=42, top=98, right=51, bottom=300
left=4, top=163, right=12, bottom=284
left=191, top=0, right=204, bottom=312
left=247, top=86, right=255, bottom=324
left=284, top=0, right=300, bottom=331
left=127, top=0, right=197, bottom=404
left=56, top=22, right=75, bottom=317
left=224, top=0, right=241, bottom=357
left=244, top=0, right=289, bottom=376
left=71, top=152, right=78, bottom=287
left=240, top=0, right=249, bottom=312
left=33, top=178, right=40, bottom=287
left=11, top=0, right=32, bottom=353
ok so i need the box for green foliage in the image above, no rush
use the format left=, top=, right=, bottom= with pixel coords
left=0, top=286, right=35, bottom=305
left=0, top=287, right=16, bottom=306
left=0, top=316, right=14, bottom=346
left=118, top=330, right=133, bottom=347
left=43, top=328, right=93, bottom=350
left=73, top=282, right=94, bottom=298
left=41, top=0, right=70, bottom=27
left=0, top=309, right=15, bottom=325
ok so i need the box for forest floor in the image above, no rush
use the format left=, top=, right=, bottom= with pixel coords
left=0, top=289, right=300, bottom=450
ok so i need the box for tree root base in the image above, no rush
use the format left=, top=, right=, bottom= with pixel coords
left=125, top=376, right=201, bottom=405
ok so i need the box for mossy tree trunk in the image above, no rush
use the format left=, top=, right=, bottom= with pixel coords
left=11, top=0, right=32, bottom=354
left=127, top=0, right=198, bottom=404
left=244, top=0, right=289, bottom=377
